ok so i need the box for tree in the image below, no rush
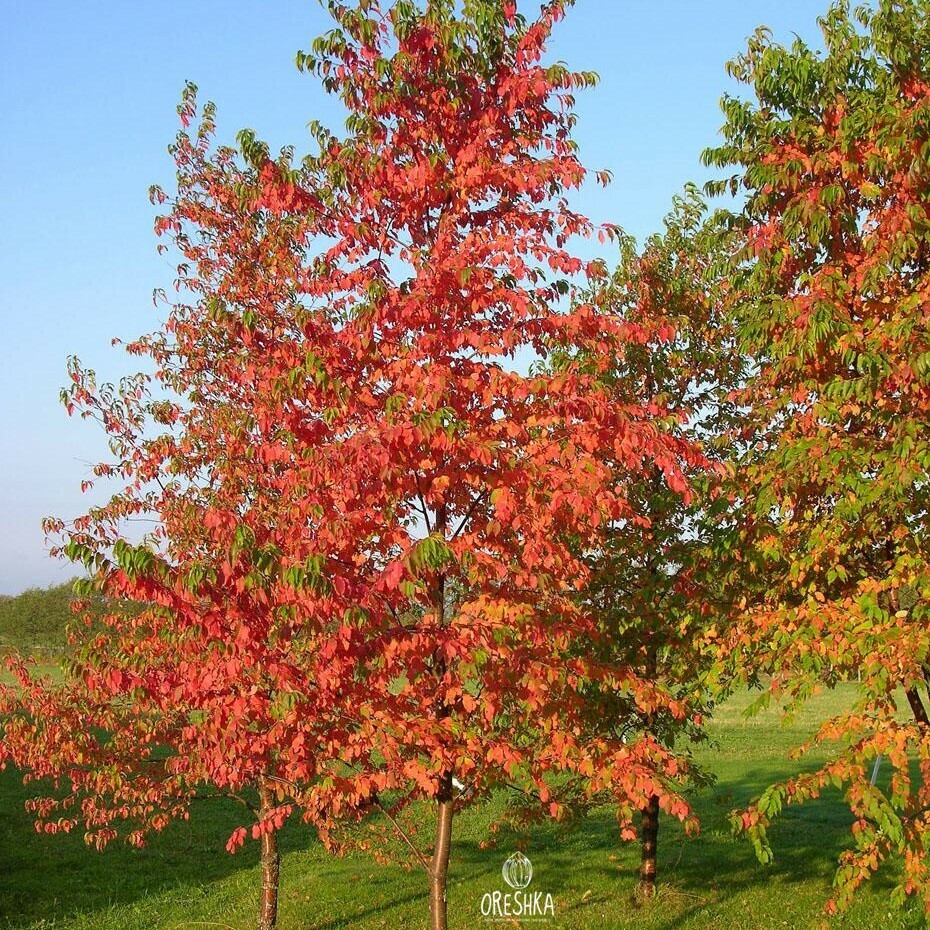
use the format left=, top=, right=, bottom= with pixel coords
left=5, top=3, right=710, bottom=928
left=2, top=89, right=375, bottom=930
left=221, top=2, right=708, bottom=927
left=704, top=0, right=930, bottom=911
left=0, top=580, right=79, bottom=657
left=565, top=187, right=742, bottom=898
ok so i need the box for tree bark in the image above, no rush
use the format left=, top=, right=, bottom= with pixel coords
left=637, top=637, right=660, bottom=900
left=429, top=772, right=454, bottom=930
left=906, top=686, right=930, bottom=726
left=427, top=502, right=455, bottom=930
left=637, top=793, right=660, bottom=899
left=258, top=783, right=280, bottom=930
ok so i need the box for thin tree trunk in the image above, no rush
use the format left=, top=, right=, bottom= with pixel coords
left=258, top=783, right=280, bottom=930
left=429, top=772, right=454, bottom=930
left=635, top=634, right=661, bottom=900
left=637, top=793, right=660, bottom=899
left=427, top=502, right=454, bottom=930
left=906, top=686, right=930, bottom=726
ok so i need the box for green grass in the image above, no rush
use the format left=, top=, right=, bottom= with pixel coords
left=1, top=683, right=927, bottom=930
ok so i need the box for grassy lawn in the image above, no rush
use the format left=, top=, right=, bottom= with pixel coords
left=1, top=683, right=926, bottom=930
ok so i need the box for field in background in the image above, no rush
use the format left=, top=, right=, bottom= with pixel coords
left=1, top=683, right=925, bottom=930
left=0, top=582, right=74, bottom=658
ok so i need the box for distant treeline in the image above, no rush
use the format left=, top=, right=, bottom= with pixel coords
left=0, top=580, right=77, bottom=655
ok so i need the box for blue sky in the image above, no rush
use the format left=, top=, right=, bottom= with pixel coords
left=0, top=0, right=828, bottom=594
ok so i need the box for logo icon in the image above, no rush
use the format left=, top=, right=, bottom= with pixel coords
left=480, top=851, right=553, bottom=921
left=501, top=851, right=533, bottom=889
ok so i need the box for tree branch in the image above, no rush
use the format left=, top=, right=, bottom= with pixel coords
left=373, top=795, right=432, bottom=876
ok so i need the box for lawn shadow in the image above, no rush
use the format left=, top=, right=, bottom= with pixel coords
left=551, top=766, right=909, bottom=929
left=2, top=748, right=925, bottom=930
left=0, top=764, right=316, bottom=927
left=439, top=763, right=915, bottom=930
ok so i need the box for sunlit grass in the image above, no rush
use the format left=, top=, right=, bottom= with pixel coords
left=1, top=683, right=925, bottom=929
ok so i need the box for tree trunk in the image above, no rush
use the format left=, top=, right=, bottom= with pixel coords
left=426, top=503, right=455, bottom=930
left=258, top=784, right=280, bottom=930
left=429, top=772, right=454, bottom=930
left=637, top=793, right=660, bottom=899
left=636, top=637, right=660, bottom=900
left=906, top=686, right=930, bottom=726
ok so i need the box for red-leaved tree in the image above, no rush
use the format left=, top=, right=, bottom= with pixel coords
left=217, top=2, right=708, bottom=926
left=2, top=91, right=379, bottom=930
left=5, top=4, right=710, bottom=929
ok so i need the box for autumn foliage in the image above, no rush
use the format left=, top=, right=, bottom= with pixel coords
left=705, top=0, right=930, bottom=910
left=2, top=1, right=709, bottom=928
left=6, top=0, right=930, bottom=925
left=572, top=187, right=742, bottom=896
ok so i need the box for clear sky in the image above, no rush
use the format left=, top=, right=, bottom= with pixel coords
left=0, top=0, right=828, bottom=594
